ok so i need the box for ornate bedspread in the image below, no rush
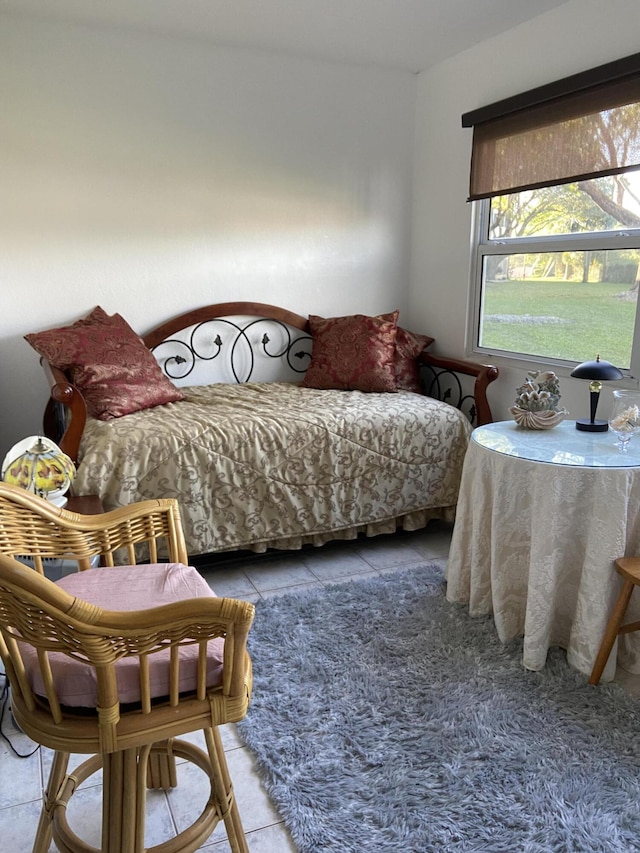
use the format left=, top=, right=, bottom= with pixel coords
left=73, top=382, right=471, bottom=556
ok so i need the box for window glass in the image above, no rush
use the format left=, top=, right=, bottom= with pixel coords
left=489, top=175, right=640, bottom=240
left=472, top=173, right=640, bottom=372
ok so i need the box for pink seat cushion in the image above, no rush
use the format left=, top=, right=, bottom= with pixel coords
left=22, top=563, right=225, bottom=707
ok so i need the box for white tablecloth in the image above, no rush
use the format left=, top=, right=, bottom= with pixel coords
left=446, top=420, right=640, bottom=681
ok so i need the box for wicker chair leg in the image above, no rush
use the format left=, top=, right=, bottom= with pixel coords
left=47, top=747, right=157, bottom=853
left=204, top=727, right=249, bottom=853
left=146, top=740, right=178, bottom=790
left=47, top=755, right=102, bottom=852
left=29, top=728, right=249, bottom=853
left=103, top=747, right=152, bottom=853
left=33, top=750, right=70, bottom=853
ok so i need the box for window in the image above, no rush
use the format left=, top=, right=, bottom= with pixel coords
left=463, top=54, right=640, bottom=376
left=470, top=176, right=640, bottom=372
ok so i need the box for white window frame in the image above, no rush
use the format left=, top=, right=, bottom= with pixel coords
left=466, top=196, right=640, bottom=381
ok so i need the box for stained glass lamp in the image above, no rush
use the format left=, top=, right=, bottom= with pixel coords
left=1, top=436, right=76, bottom=506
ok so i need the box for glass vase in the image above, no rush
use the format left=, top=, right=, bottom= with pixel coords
left=608, top=389, right=640, bottom=451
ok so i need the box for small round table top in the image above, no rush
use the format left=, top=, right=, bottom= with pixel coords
left=472, top=419, right=640, bottom=468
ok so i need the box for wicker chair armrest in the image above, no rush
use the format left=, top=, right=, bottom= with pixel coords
left=0, top=485, right=188, bottom=567
left=94, top=595, right=256, bottom=700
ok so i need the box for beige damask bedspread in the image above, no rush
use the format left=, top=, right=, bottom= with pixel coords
left=73, top=382, right=471, bottom=557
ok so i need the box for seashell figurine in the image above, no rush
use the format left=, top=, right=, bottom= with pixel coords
left=509, top=406, right=567, bottom=429
left=510, top=370, right=568, bottom=430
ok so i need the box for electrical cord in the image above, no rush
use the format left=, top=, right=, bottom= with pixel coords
left=0, top=672, right=40, bottom=758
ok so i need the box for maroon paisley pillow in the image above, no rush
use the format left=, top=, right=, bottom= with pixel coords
left=394, top=327, right=434, bottom=393
left=302, top=311, right=400, bottom=393
left=25, top=308, right=184, bottom=420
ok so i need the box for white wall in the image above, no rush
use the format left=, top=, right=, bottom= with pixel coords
left=411, top=0, right=640, bottom=423
left=0, top=15, right=415, bottom=451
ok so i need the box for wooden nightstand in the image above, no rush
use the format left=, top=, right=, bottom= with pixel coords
left=65, top=494, right=104, bottom=515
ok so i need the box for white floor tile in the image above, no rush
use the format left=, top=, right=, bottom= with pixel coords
left=200, top=567, right=259, bottom=599
left=0, top=739, right=42, bottom=809
left=166, top=745, right=281, bottom=844
left=302, top=548, right=373, bottom=581
left=202, top=820, right=297, bottom=851
left=243, top=560, right=317, bottom=592
left=259, top=580, right=324, bottom=598
left=354, top=538, right=424, bottom=569
left=0, top=799, right=47, bottom=853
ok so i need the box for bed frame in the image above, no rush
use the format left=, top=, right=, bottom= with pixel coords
left=42, top=302, right=499, bottom=462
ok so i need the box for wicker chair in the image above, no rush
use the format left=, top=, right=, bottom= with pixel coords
left=0, top=483, right=254, bottom=853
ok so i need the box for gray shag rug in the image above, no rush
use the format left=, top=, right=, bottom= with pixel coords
left=236, top=562, right=640, bottom=853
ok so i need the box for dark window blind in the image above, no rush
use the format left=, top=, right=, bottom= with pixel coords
left=463, top=53, right=640, bottom=201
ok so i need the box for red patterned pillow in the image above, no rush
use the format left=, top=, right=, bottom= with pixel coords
left=395, top=327, right=434, bottom=393
left=25, top=308, right=184, bottom=420
left=302, top=311, right=399, bottom=392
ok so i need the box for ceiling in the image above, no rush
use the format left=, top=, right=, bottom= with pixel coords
left=1, top=0, right=571, bottom=74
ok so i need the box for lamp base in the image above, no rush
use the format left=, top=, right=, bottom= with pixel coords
left=46, top=493, right=68, bottom=507
left=576, top=419, right=608, bottom=432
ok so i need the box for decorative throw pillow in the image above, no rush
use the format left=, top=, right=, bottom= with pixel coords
left=395, top=327, right=434, bottom=393
left=25, top=307, right=184, bottom=420
left=302, top=311, right=399, bottom=393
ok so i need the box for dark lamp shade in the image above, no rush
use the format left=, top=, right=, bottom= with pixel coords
left=570, top=356, right=623, bottom=432
left=570, top=358, right=623, bottom=381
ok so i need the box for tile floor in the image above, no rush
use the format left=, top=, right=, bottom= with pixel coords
left=1, top=520, right=638, bottom=852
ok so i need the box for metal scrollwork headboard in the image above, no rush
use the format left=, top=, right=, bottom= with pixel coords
left=150, top=316, right=313, bottom=385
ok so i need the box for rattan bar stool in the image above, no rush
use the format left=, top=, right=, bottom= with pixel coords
left=0, top=483, right=254, bottom=853
left=589, top=556, right=640, bottom=685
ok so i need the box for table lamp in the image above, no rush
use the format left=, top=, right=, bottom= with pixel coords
left=570, top=355, right=623, bottom=432
left=1, top=435, right=76, bottom=506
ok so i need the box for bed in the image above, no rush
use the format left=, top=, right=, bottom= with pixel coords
left=33, top=302, right=499, bottom=557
